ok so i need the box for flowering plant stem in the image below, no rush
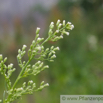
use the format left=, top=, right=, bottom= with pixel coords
left=0, top=19, right=74, bottom=103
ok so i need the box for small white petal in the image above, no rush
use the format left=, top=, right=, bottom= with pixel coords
left=51, top=22, right=54, bottom=25
left=56, top=30, right=59, bottom=33
left=60, top=35, right=63, bottom=38
left=67, top=22, right=71, bottom=24
left=70, top=25, right=74, bottom=30
left=46, top=83, right=49, bottom=86
left=57, top=47, right=60, bottom=50
left=66, top=32, right=69, bottom=35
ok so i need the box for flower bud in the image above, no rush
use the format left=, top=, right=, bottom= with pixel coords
left=58, top=23, right=62, bottom=29
left=45, top=83, right=49, bottom=86
left=8, top=63, right=13, bottom=69
left=4, top=57, right=7, bottom=62
left=45, top=48, right=49, bottom=52
left=49, top=60, right=54, bottom=62
left=42, top=65, right=49, bottom=70
left=56, top=19, right=60, bottom=26
left=37, top=37, right=44, bottom=42
left=54, top=47, right=60, bottom=51
left=36, top=46, right=41, bottom=51
left=70, top=25, right=74, bottom=30
left=41, top=81, right=45, bottom=85
left=22, top=45, right=27, bottom=50
left=36, top=27, right=40, bottom=34
left=32, top=40, right=35, bottom=44
left=0, top=54, right=3, bottom=61
left=50, top=22, right=54, bottom=29
left=18, top=49, right=21, bottom=53
left=51, top=46, right=54, bottom=50
left=56, top=30, right=59, bottom=33
left=63, top=31, right=69, bottom=35
left=28, top=80, right=33, bottom=85
left=63, top=20, right=65, bottom=26
left=65, top=32, right=69, bottom=35
left=48, top=29, right=53, bottom=35
left=41, top=46, right=44, bottom=50
left=51, top=54, right=56, bottom=59
left=23, top=82, right=26, bottom=88
left=60, top=35, right=63, bottom=38
left=33, top=83, right=36, bottom=88
left=67, top=22, right=71, bottom=25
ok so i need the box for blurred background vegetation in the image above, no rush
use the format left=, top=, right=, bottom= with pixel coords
left=0, top=0, right=103, bottom=103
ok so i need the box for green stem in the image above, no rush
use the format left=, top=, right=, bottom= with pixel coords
left=7, top=57, right=33, bottom=101
left=12, top=60, right=30, bottom=89
left=41, top=37, right=50, bottom=46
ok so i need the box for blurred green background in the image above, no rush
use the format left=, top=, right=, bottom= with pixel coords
left=0, top=0, right=103, bottom=103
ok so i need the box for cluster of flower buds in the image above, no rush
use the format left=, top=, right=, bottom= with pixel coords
left=32, top=61, right=49, bottom=75
left=35, top=81, right=49, bottom=91
left=6, top=80, right=36, bottom=102
left=17, top=45, right=27, bottom=68
left=0, top=20, right=74, bottom=103
left=28, top=28, right=45, bottom=58
left=48, top=19, right=74, bottom=42
left=23, top=80, right=36, bottom=94
left=0, top=54, right=15, bottom=90
left=22, top=61, right=49, bottom=78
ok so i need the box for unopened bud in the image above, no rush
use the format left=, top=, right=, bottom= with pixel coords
left=0, top=54, right=3, bottom=61
left=56, top=19, right=60, bottom=26
left=63, top=20, right=65, bottom=26
left=36, top=27, right=40, bottom=34
left=22, top=45, right=27, bottom=50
